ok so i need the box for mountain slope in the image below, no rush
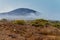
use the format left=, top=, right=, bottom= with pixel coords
left=9, top=8, right=37, bottom=15
left=0, top=8, right=40, bottom=20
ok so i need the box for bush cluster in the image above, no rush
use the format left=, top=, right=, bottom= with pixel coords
left=13, top=20, right=26, bottom=25
left=31, top=19, right=51, bottom=27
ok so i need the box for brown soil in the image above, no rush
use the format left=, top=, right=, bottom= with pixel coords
left=0, top=22, right=60, bottom=40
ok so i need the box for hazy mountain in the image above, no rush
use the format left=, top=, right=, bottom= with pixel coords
left=0, top=8, right=40, bottom=20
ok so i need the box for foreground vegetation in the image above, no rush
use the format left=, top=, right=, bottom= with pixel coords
left=0, top=19, right=60, bottom=40
left=11, top=19, right=60, bottom=28
left=30, top=19, right=60, bottom=28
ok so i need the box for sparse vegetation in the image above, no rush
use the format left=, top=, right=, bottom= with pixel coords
left=31, top=19, right=51, bottom=28
left=0, top=19, right=60, bottom=40
left=12, top=20, right=26, bottom=25
left=30, top=19, right=60, bottom=28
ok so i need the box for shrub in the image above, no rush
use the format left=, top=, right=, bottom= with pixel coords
left=51, top=21, right=60, bottom=28
left=13, top=20, right=26, bottom=25
left=53, top=23, right=60, bottom=28
left=31, top=19, right=52, bottom=27
left=31, top=19, right=47, bottom=27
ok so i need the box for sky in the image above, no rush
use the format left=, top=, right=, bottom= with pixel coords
left=0, top=0, right=60, bottom=20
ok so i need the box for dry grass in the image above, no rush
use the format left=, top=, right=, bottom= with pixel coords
left=0, top=19, right=60, bottom=40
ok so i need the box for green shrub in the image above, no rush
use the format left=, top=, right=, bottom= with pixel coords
left=31, top=19, right=52, bottom=27
left=53, top=23, right=60, bottom=28
left=31, top=22, right=44, bottom=27
left=51, top=21, right=60, bottom=28
left=31, top=19, right=47, bottom=27
left=13, top=20, right=26, bottom=25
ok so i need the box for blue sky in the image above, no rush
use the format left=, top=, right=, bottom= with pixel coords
left=0, top=0, right=60, bottom=20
